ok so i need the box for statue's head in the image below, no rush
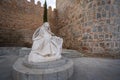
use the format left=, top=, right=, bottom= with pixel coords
left=44, top=22, right=49, bottom=27
left=43, top=22, right=50, bottom=31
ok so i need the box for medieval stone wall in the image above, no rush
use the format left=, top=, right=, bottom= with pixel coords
left=0, top=0, right=53, bottom=47
left=56, top=0, right=120, bottom=54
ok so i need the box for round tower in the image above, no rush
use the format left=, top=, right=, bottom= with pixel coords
left=37, top=1, right=41, bottom=7
left=31, top=0, right=34, bottom=4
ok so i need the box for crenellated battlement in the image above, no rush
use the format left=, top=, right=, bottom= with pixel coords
left=0, top=0, right=54, bottom=47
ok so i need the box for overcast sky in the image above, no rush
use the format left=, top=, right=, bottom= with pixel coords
left=27, top=0, right=56, bottom=9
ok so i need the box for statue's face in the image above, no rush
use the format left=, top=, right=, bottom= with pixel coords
left=45, top=22, right=49, bottom=27
left=44, top=22, right=50, bottom=30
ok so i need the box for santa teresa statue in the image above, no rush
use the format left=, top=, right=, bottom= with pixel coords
left=28, top=22, right=63, bottom=62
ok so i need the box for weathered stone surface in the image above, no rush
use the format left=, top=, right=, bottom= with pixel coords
left=19, top=47, right=31, bottom=57
left=0, top=48, right=120, bottom=80
left=0, top=0, right=54, bottom=47
left=23, top=56, right=67, bottom=69
left=55, top=0, right=120, bottom=54
left=12, top=57, right=74, bottom=80
left=0, top=47, right=21, bottom=56
left=69, top=58, right=120, bottom=80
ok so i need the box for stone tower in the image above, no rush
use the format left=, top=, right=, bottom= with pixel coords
left=37, top=1, right=41, bottom=6
left=31, top=0, right=35, bottom=4
left=56, top=0, right=120, bottom=54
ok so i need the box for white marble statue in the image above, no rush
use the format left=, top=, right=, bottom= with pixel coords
left=28, top=22, right=63, bottom=62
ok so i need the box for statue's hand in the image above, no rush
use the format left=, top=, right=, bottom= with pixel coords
left=51, top=33, right=55, bottom=36
left=33, top=36, right=43, bottom=41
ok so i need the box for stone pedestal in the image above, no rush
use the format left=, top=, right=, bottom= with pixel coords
left=12, top=56, right=73, bottom=80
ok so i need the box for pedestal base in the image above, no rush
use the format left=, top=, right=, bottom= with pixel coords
left=12, top=56, right=73, bottom=80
